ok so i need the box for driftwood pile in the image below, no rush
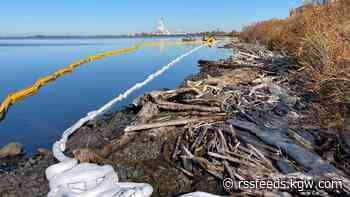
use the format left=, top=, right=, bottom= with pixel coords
left=73, top=41, right=350, bottom=196
left=122, top=42, right=350, bottom=196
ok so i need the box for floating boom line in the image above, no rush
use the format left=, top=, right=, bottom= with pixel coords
left=0, top=40, right=204, bottom=122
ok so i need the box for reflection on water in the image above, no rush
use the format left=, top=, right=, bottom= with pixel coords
left=0, top=38, right=231, bottom=153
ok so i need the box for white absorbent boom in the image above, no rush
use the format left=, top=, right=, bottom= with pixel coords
left=46, top=43, right=222, bottom=197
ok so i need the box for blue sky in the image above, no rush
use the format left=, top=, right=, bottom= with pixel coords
left=0, top=0, right=302, bottom=36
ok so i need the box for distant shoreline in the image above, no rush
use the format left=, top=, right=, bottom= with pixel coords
left=0, top=34, right=203, bottom=40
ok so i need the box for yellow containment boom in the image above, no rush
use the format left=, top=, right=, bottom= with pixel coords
left=202, top=35, right=216, bottom=47
left=0, top=39, right=209, bottom=121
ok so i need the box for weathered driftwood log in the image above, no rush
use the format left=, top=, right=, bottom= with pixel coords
left=133, top=87, right=199, bottom=107
left=237, top=51, right=260, bottom=59
left=156, top=100, right=222, bottom=113
left=125, top=116, right=225, bottom=132
left=146, top=88, right=199, bottom=101
left=181, top=98, right=222, bottom=107
left=173, top=112, right=226, bottom=117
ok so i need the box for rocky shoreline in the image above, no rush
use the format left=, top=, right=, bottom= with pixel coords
left=1, top=39, right=349, bottom=196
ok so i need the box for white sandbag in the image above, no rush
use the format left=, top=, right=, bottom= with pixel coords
left=47, top=161, right=153, bottom=197
left=46, top=159, right=78, bottom=180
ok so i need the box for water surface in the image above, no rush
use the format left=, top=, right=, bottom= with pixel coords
left=0, top=38, right=231, bottom=153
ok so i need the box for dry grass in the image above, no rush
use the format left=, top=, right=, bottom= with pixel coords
left=240, top=0, right=350, bottom=128
left=240, top=19, right=288, bottom=50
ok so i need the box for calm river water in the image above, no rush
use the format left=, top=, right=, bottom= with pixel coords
left=0, top=38, right=231, bottom=153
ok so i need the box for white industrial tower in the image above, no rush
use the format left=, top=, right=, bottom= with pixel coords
left=156, top=17, right=170, bottom=35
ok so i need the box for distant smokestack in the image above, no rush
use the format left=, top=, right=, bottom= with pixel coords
left=156, top=17, right=170, bottom=35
